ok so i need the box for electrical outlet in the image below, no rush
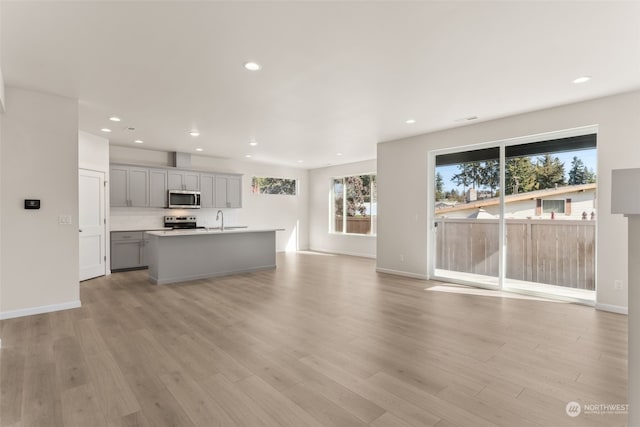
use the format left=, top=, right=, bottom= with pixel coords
left=400, top=254, right=405, bottom=263
left=58, top=215, right=72, bottom=225
left=614, top=280, right=623, bottom=290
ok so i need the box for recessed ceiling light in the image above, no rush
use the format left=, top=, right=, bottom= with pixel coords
left=336, top=153, right=343, bottom=156
left=195, top=148, right=204, bottom=152
left=133, top=139, right=143, bottom=144
left=245, top=154, right=252, bottom=158
left=297, top=160, right=303, bottom=163
left=249, top=140, right=258, bottom=146
left=101, top=128, right=111, bottom=133
left=109, top=116, right=121, bottom=122
left=244, top=62, right=262, bottom=71
left=189, top=131, right=200, bottom=137
left=573, top=76, right=591, bottom=84
left=405, top=119, right=416, bottom=124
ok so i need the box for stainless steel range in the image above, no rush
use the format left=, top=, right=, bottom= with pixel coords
left=164, top=215, right=203, bottom=230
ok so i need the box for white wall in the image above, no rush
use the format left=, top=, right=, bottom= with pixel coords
left=0, top=87, right=79, bottom=318
left=309, top=159, right=377, bottom=258
left=378, top=90, right=640, bottom=311
left=0, top=1, right=5, bottom=113
left=79, top=131, right=109, bottom=172
left=109, top=145, right=309, bottom=252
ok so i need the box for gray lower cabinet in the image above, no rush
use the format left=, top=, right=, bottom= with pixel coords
left=111, top=231, right=147, bottom=270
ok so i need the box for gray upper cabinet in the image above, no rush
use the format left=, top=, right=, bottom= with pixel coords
left=214, top=174, right=242, bottom=208
left=200, top=173, right=215, bottom=208
left=110, top=164, right=241, bottom=209
left=129, top=167, right=150, bottom=207
left=227, top=176, right=242, bottom=208
left=168, top=170, right=200, bottom=191
left=214, top=175, right=228, bottom=208
left=110, top=165, right=129, bottom=207
left=110, top=165, right=149, bottom=207
left=149, top=168, right=168, bottom=208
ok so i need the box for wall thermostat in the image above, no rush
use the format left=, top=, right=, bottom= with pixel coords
left=24, top=199, right=40, bottom=209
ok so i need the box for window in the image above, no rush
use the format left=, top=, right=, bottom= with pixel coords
left=332, top=174, right=377, bottom=235
left=542, top=199, right=565, bottom=214
left=251, top=177, right=297, bottom=195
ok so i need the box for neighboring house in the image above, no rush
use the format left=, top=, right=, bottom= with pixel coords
left=436, top=183, right=596, bottom=220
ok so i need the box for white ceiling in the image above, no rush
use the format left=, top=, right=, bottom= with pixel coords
left=3, top=1, right=640, bottom=169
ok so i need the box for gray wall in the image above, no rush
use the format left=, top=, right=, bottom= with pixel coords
left=1, top=87, right=79, bottom=317
left=377, top=90, right=640, bottom=311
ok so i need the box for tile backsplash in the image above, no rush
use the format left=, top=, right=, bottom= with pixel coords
left=110, top=207, right=240, bottom=230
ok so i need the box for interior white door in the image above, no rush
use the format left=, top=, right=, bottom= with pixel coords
left=79, top=169, right=106, bottom=281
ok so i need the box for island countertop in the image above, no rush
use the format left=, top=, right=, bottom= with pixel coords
left=145, top=227, right=284, bottom=237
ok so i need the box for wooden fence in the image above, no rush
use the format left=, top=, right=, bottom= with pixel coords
left=335, top=216, right=372, bottom=234
left=435, top=218, right=595, bottom=290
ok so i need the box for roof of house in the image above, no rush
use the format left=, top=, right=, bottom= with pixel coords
left=436, top=183, right=596, bottom=214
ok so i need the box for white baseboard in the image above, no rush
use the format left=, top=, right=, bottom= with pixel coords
left=0, top=300, right=82, bottom=320
left=595, top=302, right=628, bottom=315
left=375, top=267, right=428, bottom=280
left=309, top=247, right=376, bottom=259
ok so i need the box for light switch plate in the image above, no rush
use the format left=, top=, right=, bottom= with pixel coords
left=58, top=215, right=72, bottom=225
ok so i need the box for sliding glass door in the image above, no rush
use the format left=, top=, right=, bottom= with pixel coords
left=434, top=147, right=501, bottom=288
left=502, top=135, right=597, bottom=300
left=432, top=130, right=597, bottom=302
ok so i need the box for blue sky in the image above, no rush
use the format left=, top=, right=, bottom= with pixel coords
left=437, top=148, right=597, bottom=192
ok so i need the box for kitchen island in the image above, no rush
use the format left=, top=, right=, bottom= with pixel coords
left=144, top=228, right=279, bottom=285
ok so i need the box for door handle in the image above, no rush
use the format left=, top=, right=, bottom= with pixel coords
left=79, top=229, right=83, bottom=232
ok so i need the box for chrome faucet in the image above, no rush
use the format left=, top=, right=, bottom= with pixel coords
left=216, top=210, right=224, bottom=231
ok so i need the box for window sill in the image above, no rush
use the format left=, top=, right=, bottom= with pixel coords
left=329, top=232, right=377, bottom=238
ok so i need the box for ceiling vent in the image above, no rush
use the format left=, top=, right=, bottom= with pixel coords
left=171, top=152, right=192, bottom=169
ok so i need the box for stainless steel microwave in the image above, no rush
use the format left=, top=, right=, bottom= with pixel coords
left=168, top=190, right=201, bottom=209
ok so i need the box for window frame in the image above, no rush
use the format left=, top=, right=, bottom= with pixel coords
left=250, top=176, right=298, bottom=196
left=330, top=173, right=377, bottom=236
left=542, top=199, right=566, bottom=214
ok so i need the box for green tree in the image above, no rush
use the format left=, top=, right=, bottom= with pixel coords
left=446, top=188, right=464, bottom=202
left=535, top=154, right=565, bottom=189
left=435, top=172, right=445, bottom=200
left=480, top=160, right=500, bottom=197
left=568, top=156, right=597, bottom=185
left=451, top=163, right=471, bottom=194
left=252, top=177, right=297, bottom=195
left=451, top=161, right=484, bottom=193
left=505, top=157, right=536, bottom=195
left=584, top=167, right=597, bottom=184
left=345, top=176, right=367, bottom=216
left=568, top=157, right=586, bottom=185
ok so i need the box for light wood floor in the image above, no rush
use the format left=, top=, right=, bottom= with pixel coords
left=0, top=252, right=627, bottom=427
